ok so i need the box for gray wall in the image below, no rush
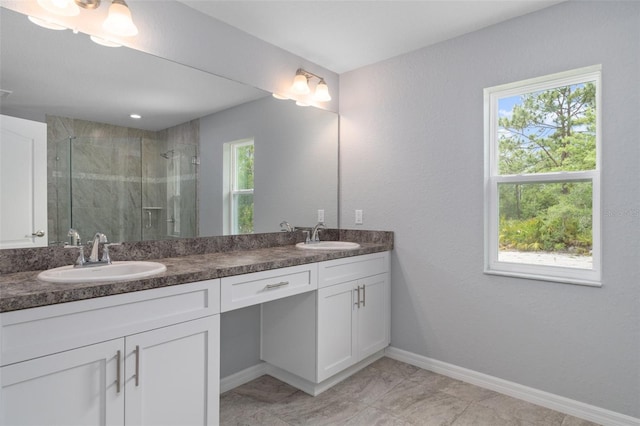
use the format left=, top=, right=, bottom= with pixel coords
left=339, top=1, right=640, bottom=418
left=199, top=96, right=338, bottom=236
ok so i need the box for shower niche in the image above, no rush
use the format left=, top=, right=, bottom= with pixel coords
left=48, top=116, right=198, bottom=245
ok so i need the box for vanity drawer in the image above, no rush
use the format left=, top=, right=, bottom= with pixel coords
left=318, top=251, right=390, bottom=288
left=220, top=264, right=318, bottom=312
left=0, top=280, right=220, bottom=366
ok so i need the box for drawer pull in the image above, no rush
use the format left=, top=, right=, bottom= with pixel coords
left=135, top=345, right=140, bottom=386
left=116, top=350, right=121, bottom=393
left=265, top=281, right=289, bottom=290
left=362, top=284, right=366, bottom=307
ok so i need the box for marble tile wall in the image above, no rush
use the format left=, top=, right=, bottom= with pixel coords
left=46, top=116, right=198, bottom=245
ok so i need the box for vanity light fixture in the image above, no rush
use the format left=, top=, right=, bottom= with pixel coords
left=37, top=0, right=80, bottom=16
left=90, top=35, right=122, bottom=47
left=290, top=68, right=332, bottom=102
left=28, top=15, right=68, bottom=30
left=103, top=0, right=138, bottom=37
left=29, top=0, right=139, bottom=46
left=129, top=113, right=142, bottom=119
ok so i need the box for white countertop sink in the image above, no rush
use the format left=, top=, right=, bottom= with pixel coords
left=37, top=261, right=167, bottom=283
left=295, top=241, right=361, bottom=250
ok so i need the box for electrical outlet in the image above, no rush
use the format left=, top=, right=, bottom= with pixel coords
left=317, top=209, right=325, bottom=223
left=355, top=209, right=363, bottom=225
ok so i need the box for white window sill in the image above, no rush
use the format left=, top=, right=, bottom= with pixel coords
left=484, top=269, right=602, bottom=288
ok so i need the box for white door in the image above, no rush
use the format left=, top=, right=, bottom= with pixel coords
left=124, top=315, right=220, bottom=426
left=0, top=339, right=125, bottom=426
left=0, top=114, right=47, bottom=248
left=357, top=274, right=390, bottom=359
left=317, top=281, right=357, bottom=382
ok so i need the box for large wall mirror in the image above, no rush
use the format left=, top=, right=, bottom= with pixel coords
left=0, top=7, right=338, bottom=248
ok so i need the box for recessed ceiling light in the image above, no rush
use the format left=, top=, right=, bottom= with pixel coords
left=130, top=113, right=142, bottom=119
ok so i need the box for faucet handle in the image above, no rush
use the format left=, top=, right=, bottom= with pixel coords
left=67, top=228, right=81, bottom=246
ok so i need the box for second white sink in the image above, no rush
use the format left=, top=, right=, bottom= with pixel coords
left=296, top=241, right=360, bottom=250
left=38, top=261, right=167, bottom=283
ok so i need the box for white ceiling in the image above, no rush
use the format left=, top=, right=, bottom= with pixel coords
left=178, top=0, right=566, bottom=74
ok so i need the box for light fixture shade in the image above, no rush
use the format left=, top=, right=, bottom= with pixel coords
left=314, top=80, right=331, bottom=102
left=90, top=35, right=122, bottom=47
left=28, top=16, right=67, bottom=30
left=291, top=74, right=310, bottom=95
left=103, top=0, right=138, bottom=37
left=37, top=0, right=80, bottom=16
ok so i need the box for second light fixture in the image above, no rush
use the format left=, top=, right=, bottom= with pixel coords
left=290, top=68, right=332, bottom=102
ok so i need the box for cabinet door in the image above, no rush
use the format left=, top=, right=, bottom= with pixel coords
left=317, top=281, right=357, bottom=382
left=124, top=315, right=220, bottom=426
left=357, top=273, right=390, bottom=359
left=1, top=339, right=124, bottom=426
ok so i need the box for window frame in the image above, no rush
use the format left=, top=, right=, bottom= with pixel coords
left=483, top=65, right=602, bottom=286
left=224, top=138, right=254, bottom=235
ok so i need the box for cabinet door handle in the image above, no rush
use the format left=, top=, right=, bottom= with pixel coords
left=354, top=286, right=361, bottom=309
left=362, top=284, right=366, bottom=308
left=116, top=350, right=122, bottom=393
left=265, top=281, right=289, bottom=290
left=135, top=345, right=140, bottom=387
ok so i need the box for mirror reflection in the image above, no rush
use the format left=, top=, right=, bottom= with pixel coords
left=0, top=7, right=338, bottom=248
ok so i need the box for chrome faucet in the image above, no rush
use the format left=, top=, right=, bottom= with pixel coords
left=69, top=232, right=111, bottom=268
left=67, top=228, right=81, bottom=246
left=89, top=232, right=108, bottom=262
left=310, top=222, right=326, bottom=243
left=280, top=221, right=294, bottom=232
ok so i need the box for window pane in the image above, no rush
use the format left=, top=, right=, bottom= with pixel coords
left=234, top=144, right=254, bottom=190
left=498, top=181, right=592, bottom=269
left=233, top=193, right=254, bottom=234
left=498, top=82, right=596, bottom=175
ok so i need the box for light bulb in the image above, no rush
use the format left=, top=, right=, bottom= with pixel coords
left=291, top=74, right=310, bottom=95
left=314, top=80, right=331, bottom=102
left=37, top=0, right=80, bottom=16
left=103, top=0, right=138, bottom=37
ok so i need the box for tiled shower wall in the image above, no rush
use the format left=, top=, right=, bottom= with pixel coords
left=47, top=116, right=199, bottom=245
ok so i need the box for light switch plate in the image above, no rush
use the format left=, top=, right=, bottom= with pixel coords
left=355, top=209, right=363, bottom=225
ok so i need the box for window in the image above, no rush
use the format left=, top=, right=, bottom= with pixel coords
left=484, top=66, right=601, bottom=286
left=225, top=139, right=254, bottom=234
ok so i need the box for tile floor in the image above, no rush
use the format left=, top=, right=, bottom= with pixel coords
left=220, top=357, right=601, bottom=426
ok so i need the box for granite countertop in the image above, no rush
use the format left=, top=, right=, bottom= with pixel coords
left=0, top=240, right=391, bottom=313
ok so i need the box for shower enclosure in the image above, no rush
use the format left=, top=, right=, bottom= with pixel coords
left=49, top=135, right=197, bottom=245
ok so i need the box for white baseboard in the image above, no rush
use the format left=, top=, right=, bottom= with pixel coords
left=220, top=362, right=268, bottom=394
left=385, top=346, right=640, bottom=426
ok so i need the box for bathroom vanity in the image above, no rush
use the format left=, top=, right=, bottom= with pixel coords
left=0, top=231, right=392, bottom=426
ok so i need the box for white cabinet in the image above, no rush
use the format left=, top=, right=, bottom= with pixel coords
left=261, top=252, right=390, bottom=389
left=1, top=339, right=124, bottom=426
left=317, top=268, right=390, bottom=382
left=124, top=317, right=219, bottom=426
left=0, top=280, right=220, bottom=426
